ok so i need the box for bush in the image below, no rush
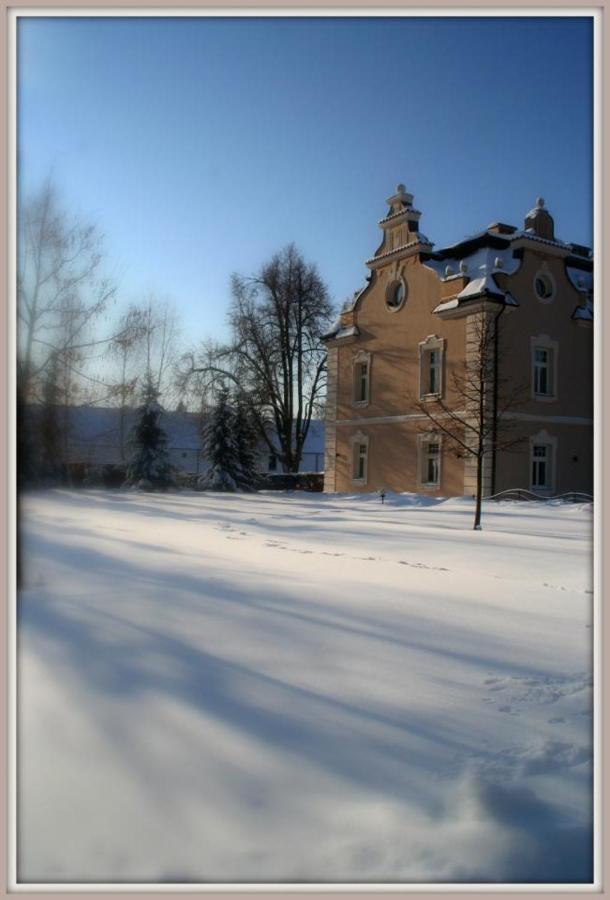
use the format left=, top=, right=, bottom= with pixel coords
left=258, top=472, right=323, bottom=492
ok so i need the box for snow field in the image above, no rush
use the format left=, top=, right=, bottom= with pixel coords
left=18, top=489, right=593, bottom=883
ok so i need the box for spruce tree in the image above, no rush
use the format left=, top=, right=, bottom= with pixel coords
left=233, top=397, right=259, bottom=491
left=198, top=388, right=240, bottom=491
left=124, top=379, right=175, bottom=491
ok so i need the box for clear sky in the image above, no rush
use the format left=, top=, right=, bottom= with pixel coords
left=18, top=15, right=593, bottom=343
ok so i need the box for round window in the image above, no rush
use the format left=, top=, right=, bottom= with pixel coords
left=534, top=272, right=554, bottom=301
left=386, top=279, right=407, bottom=311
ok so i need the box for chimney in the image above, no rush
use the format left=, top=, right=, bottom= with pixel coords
left=524, top=197, right=555, bottom=240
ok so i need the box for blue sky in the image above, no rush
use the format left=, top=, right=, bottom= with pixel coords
left=18, top=15, right=593, bottom=343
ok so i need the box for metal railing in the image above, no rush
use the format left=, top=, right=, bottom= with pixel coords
left=483, top=488, right=593, bottom=503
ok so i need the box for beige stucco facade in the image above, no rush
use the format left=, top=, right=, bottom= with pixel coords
left=323, top=186, right=593, bottom=497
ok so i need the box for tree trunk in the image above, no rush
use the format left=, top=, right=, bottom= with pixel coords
left=474, top=452, right=483, bottom=530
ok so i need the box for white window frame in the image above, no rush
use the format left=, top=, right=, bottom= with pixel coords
left=352, top=350, right=371, bottom=407
left=529, top=430, right=557, bottom=494
left=533, top=267, right=556, bottom=304
left=350, top=431, right=369, bottom=485
left=417, top=433, right=442, bottom=490
left=418, top=335, right=445, bottom=400
left=385, top=278, right=407, bottom=313
left=530, top=334, right=558, bottom=402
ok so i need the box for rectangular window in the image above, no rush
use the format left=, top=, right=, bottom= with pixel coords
left=354, top=361, right=369, bottom=403
left=533, top=347, right=553, bottom=396
left=353, top=442, right=368, bottom=481
left=428, top=350, right=441, bottom=395
left=422, top=441, right=440, bottom=486
left=420, top=343, right=443, bottom=399
left=531, top=444, right=551, bottom=489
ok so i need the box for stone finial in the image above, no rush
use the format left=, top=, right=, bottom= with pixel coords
left=494, top=257, right=503, bottom=269
left=396, top=183, right=406, bottom=195
left=459, top=260, right=468, bottom=274
left=535, top=197, right=545, bottom=209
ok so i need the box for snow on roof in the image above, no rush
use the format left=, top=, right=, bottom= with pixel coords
left=566, top=267, right=593, bottom=293
left=334, top=325, right=359, bottom=339
left=56, top=406, right=203, bottom=450
left=366, top=234, right=434, bottom=266
left=508, top=229, right=571, bottom=250
left=266, top=420, right=325, bottom=454
left=322, top=317, right=360, bottom=341
left=322, top=315, right=343, bottom=339
left=423, top=245, right=521, bottom=281
left=572, top=299, right=593, bottom=322
left=432, top=298, right=459, bottom=314
left=457, top=273, right=505, bottom=301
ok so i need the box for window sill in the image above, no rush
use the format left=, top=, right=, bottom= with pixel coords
left=532, top=393, right=557, bottom=403
left=352, top=400, right=369, bottom=408
left=419, top=392, right=442, bottom=402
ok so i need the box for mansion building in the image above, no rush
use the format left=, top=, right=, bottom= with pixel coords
left=322, top=185, right=593, bottom=497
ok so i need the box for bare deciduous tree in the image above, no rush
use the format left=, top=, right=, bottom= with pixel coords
left=17, top=178, right=117, bottom=483
left=108, top=305, right=148, bottom=459
left=413, top=305, right=526, bottom=530
left=181, top=244, right=334, bottom=472
left=18, top=178, right=115, bottom=404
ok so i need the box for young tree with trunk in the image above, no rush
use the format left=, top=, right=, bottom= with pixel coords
left=414, top=305, right=525, bottom=530
left=181, top=244, right=334, bottom=473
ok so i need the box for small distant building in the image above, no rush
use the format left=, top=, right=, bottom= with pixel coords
left=323, top=185, right=592, bottom=497
left=264, top=419, right=326, bottom=474
left=43, top=406, right=325, bottom=477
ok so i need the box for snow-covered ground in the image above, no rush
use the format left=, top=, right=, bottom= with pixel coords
left=17, top=489, right=594, bottom=884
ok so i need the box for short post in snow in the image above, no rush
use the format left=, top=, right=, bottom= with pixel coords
left=379, top=487, right=386, bottom=505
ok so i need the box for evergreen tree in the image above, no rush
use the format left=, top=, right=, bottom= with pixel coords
left=198, top=388, right=240, bottom=491
left=124, top=379, right=175, bottom=491
left=233, top=396, right=259, bottom=491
